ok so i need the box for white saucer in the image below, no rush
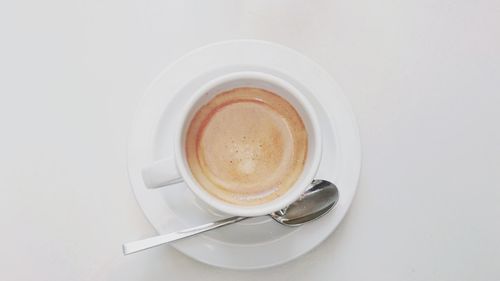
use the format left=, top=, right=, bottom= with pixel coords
left=128, top=40, right=361, bottom=270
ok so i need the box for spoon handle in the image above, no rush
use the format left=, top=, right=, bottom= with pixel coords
left=122, top=216, right=248, bottom=255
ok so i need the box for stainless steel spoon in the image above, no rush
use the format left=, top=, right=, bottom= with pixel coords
left=122, top=179, right=339, bottom=255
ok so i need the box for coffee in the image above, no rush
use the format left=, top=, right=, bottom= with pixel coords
left=185, top=87, right=308, bottom=205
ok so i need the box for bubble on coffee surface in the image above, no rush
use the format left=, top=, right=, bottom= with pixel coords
left=229, top=137, right=262, bottom=175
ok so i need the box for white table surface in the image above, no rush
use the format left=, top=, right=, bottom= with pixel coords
left=1, top=0, right=499, bottom=280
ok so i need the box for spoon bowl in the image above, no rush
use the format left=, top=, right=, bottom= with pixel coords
left=271, top=180, right=339, bottom=226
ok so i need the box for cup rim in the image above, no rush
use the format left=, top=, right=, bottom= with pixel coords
left=172, top=71, right=322, bottom=216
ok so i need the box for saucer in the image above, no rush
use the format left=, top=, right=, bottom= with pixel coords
left=128, top=40, right=361, bottom=269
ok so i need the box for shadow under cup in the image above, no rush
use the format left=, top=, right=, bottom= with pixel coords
left=176, top=72, right=322, bottom=217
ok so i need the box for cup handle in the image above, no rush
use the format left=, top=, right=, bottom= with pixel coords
left=142, top=158, right=183, bottom=189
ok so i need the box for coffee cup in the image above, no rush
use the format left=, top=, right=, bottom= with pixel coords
left=142, top=72, right=322, bottom=217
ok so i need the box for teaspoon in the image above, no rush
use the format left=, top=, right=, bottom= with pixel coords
left=123, top=179, right=339, bottom=255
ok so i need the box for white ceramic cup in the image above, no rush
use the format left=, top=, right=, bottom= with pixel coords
left=142, top=71, right=322, bottom=217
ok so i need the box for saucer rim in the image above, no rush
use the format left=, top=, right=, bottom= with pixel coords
left=127, top=39, right=361, bottom=270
